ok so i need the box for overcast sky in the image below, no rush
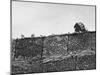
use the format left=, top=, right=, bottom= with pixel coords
left=12, top=1, right=95, bottom=38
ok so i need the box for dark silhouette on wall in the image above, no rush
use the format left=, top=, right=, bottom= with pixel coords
left=74, top=22, right=88, bottom=33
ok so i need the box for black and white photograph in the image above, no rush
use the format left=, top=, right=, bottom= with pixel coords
left=11, top=0, right=96, bottom=75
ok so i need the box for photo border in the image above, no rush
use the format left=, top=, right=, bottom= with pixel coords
left=10, top=0, right=96, bottom=74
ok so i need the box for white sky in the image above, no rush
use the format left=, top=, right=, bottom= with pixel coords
left=12, top=1, right=95, bottom=38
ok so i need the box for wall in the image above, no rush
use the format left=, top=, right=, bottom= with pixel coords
left=13, top=31, right=96, bottom=59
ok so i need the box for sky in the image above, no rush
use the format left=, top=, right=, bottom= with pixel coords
left=12, top=1, right=95, bottom=38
